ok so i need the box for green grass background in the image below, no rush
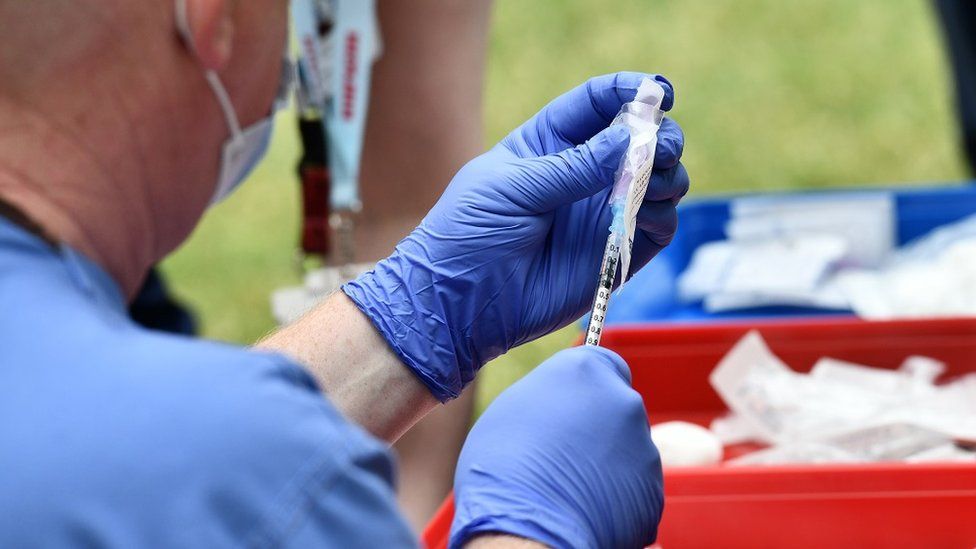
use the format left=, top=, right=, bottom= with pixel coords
left=161, top=0, right=967, bottom=412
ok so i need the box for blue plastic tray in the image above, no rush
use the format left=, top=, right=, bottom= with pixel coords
left=605, top=182, right=976, bottom=325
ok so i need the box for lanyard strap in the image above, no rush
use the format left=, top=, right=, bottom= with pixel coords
left=292, top=0, right=381, bottom=257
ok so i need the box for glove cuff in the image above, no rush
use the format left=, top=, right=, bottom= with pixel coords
left=341, top=248, right=472, bottom=401
left=449, top=494, right=595, bottom=549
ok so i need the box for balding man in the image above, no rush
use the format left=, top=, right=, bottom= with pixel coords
left=0, top=1, right=689, bottom=547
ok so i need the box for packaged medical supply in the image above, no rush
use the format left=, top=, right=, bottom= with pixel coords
left=679, top=196, right=976, bottom=319
left=710, top=331, right=976, bottom=465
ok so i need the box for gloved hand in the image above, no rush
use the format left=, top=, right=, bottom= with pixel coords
left=450, top=346, right=664, bottom=549
left=344, top=72, right=689, bottom=400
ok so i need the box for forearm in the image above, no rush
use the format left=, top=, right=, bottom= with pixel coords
left=257, top=292, right=437, bottom=443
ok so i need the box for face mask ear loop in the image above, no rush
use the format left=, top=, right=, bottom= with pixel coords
left=174, top=0, right=244, bottom=143
left=204, top=72, right=244, bottom=141
left=174, top=0, right=195, bottom=49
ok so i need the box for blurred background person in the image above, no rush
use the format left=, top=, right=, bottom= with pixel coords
left=935, top=0, right=976, bottom=175
left=358, top=1, right=492, bottom=529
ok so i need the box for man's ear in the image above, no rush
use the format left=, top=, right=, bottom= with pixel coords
left=183, top=0, right=234, bottom=71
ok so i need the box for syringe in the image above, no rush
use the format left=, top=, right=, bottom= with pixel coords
left=584, top=219, right=624, bottom=346
left=583, top=76, right=668, bottom=347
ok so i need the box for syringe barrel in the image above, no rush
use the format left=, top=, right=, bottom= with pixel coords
left=584, top=231, right=621, bottom=346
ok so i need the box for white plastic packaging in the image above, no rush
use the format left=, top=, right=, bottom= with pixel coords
left=678, top=204, right=976, bottom=319
left=608, top=78, right=666, bottom=285
left=710, top=331, right=976, bottom=465
left=677, top=192, right=897, bottom=313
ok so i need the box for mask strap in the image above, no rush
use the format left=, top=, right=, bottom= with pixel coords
left=204, top=72, right=244, bottom=139
left=174, top=0, right=243, bottom=141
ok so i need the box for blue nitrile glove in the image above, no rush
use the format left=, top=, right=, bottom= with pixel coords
left=343, top=72, right=689, bottom=400
left=450, top=346, right=664, bottom=549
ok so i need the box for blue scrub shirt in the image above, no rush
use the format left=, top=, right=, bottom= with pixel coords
left=0, top=216, right=417, bottom=547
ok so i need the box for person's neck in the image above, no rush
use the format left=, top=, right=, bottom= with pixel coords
left=0, top=99, right=158, bottom=299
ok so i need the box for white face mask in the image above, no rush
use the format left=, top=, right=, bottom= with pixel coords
left=174, top=0, right=294, bottom=204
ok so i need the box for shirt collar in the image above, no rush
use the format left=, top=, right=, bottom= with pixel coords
left=0, top=215, right=127, bottom=314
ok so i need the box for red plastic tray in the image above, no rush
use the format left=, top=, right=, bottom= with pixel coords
left=422, top=317, right=976, bottom=548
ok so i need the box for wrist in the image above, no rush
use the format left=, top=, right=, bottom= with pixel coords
left=451, top=485, right=595, bottom=549
left=462, top=534, right=549, bottom=549
left=342, top=242, right=473, bottom=401
left=257, top=292, right=438, bottom=443
left=452, top=517, right=590, bottom=549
